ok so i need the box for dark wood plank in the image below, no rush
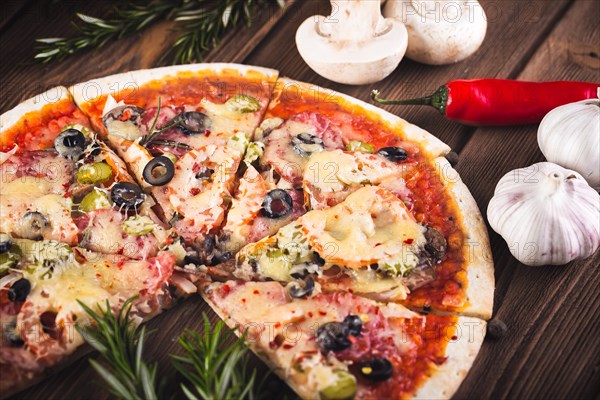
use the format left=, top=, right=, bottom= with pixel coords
left=453, top=0, right=600, bottom=398
left=0, top=0, right=288, bottom=112
left=243, top=0, right=573, bottom=152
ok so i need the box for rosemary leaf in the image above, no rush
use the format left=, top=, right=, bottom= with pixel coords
left=35, top=0, right=283, bottom=65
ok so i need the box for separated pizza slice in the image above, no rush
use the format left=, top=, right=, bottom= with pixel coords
left=0, top=237, right=183, bottom=396
left=204, top=280, right=486, bottom=400
left=231, top=185, right=493, bottom=320
left=216, top=76, right=454, bottom=257
left=69, top=64, right=279, bottom=253
left=0, top=87, right=170, bottom=260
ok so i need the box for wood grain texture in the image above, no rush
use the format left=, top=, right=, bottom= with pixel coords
left=2, top=0, right=599, bottom=399
left=243, top=0, right=574, bottom=152
left=453, top=0, right=600, bottom=398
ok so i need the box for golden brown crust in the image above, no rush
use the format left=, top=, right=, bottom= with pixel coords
left=433, top=157, right=495, bottom=319
left=413, top=316, right=487, bottom=399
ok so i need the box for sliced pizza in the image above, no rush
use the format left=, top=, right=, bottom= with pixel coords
left=0, top=237, right=181, bottom=396
left=0, top=87, right=170, bottom=260
left=204, top=280, right=486, bottom=400
left=69, top=64, right=279, bottom=253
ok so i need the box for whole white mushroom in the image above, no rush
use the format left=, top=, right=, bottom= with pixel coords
left=296, top=0, right=408, bottom=85
left=384, top=0, right=487, bottom=65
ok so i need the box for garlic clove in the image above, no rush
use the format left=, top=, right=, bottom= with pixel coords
left=488, top=162, right=600, bottom=266
left=537, top=90, right=600, bottom=191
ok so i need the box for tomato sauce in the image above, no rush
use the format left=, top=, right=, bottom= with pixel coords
left=268, top=80, right=469, bottom=313
left=80, top=68, right=276, bottom=136
left=1, top=99, right=89, bottom=153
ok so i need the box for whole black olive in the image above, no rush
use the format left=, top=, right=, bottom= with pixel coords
left=111, top=182, right=145, bottom=211
left=0, top=233, right=12, bottom=254
left=261, top=189, right=293, bottom=219
left=163, top=112, right=212, bottom=135
left=289, top=276, right=315, bottom=298
left=8, top=278, right=31, bottom=302
left=316, top=322, right=351, bottom=352
left=143, top=156, right=175, bottom=186
left=343, top=315, right=362, bottom=337
left=424, top=227, right=447, bottom=261
left=292, top=133, right=324, bottom=157
left=20, top=211, right=49, bottom=240
left=54, top=129, right=86, bottom=160
left=358, top=358, right=393, bottom=381
left=377, top=146, right=408, bottom=162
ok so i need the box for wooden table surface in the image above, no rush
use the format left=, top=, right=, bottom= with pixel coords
left=2, top=0, right=599, bottom=399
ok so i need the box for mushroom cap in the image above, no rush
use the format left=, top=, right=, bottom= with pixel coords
left=295, top=16, right=408, bottom=85
left=384, top=0, right=487, bottom=65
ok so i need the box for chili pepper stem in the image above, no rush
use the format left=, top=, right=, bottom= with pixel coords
left=371, top=86, right=449, bottom=116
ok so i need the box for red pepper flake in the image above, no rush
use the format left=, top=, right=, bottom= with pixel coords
left=404, top=238, right=414, bottom=244
left=205, top=130, right=211, bottom=137
left=274, top=323, right=281, bottom=329
left=95, top=273, right=102, bottom=278
left=307, top=312, right=313, bottom=318
left=318, top=311, right=327, bottom=316
left=190, top=188, right=201, bottom=196
left=283, top=344, right=294, bottom=350
left=241, top=298, right=246, bottom=303
left=451, top=335, right=458, bottom=341
left=253, top=290, right=260, bottom=295
left=222, top=284, right=231, bottom=294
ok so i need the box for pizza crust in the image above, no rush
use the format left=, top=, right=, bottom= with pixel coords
left=413, top=316, right=487, bottom=399
left=69, top=63, right=279, bottom=108
left=271, top=77, right=451, bottom=159
left=434, top=157, right=495, bottom=319
left=0, top=86, right=71, bottom=134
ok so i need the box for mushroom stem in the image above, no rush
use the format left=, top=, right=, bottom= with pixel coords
left=322, top=0, right=386, bottom=42
left=371, top=85, right=449, bottom=116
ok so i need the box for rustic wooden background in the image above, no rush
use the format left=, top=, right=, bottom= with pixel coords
left=2, top=0, right=599, bottom=399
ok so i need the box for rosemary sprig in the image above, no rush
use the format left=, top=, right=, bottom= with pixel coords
left=76, top=297, right=164, bottom=400
left=77, top=297, right=269, bottom=400
left=139, top=97, right=162, bottom=147
left=172, top=314, right=269, bottom=400
left=35, top=0, right=284, bottom=65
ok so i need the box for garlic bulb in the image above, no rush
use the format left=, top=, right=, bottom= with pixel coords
left=488, top=162, right=600, bottom=266
left=538, top=89, right=600, bottom=190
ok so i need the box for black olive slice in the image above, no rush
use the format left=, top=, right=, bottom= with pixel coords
left=162, top=112, right=212, bottom=135
left=316, top=322, right=351, bottom=352
left=0, top=233, right=12, bottom=254
left=424, top=227, right=447, bottom=261
left=261, top=189, right=293, bottom=219
left=195, top=167, right=215, bottom=181
left=292, top=133, right=324, bottom=157
left=358, top=358, right=393, bottom=381
left=8, top=278, right=31, bottom=302
left=102, top=105, right=145, bottom=128
left=54, top=129, right=86, bottom=160
left=343, top=315, right=362, bottom=337
left=111, top=182, right=145, bottom=211
left=377, top=146, right=408, bottom=162
left=289, top=276, right=315, bottom=298
left=143, top=156, right=175, bottom=186
left=20, top=211, right=50, bottom=240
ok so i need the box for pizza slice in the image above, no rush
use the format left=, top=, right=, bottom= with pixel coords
left=215, top=76, right=455, bottom=255
left=204, top=280, right=486, bottom=400
left=0, top=87, right=170, bottom=260
left=0, top=237, right=181, bottom=396
left=69, top=64, right=279, bottom=254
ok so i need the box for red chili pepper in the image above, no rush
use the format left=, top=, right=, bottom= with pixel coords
left=371, top=79, right=599, bottom=126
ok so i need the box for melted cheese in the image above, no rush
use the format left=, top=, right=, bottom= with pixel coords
left=301, top=186, right=426, bottom=268
left=303, top=150, right=404, bottom=209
